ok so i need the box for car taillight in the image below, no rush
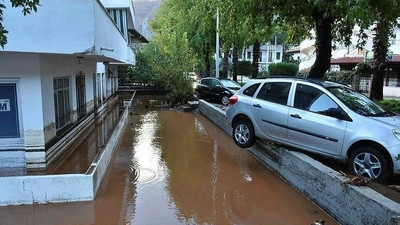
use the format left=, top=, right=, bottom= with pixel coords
left=229, top=95, right=238, bottom=105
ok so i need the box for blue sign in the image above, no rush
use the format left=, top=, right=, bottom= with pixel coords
left=0, top=84, right=19, bottom=138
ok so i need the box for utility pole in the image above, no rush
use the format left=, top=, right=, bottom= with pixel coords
left=215, top=7, right=220, bottom=78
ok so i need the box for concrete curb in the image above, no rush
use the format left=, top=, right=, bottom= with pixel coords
left=199, top=100, right=400, bottom=225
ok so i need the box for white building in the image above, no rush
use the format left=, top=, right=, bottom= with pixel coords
left=238, top=42, right=284, bottom=72
left=298, top=27, right=400, bottom=72
left=0, top=0, right=145, bottom=169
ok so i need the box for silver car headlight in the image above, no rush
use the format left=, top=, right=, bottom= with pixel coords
left=393, top=129, right=400, bottom=140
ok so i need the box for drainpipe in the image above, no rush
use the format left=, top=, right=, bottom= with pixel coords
left=93, top=73, right=98, bottom=111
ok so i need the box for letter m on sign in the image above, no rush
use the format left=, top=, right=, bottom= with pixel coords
left=0, top=99, right=10, bottom=112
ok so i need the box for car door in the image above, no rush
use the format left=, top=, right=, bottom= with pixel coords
left=198, top=78, right=211, bottom=99
left=287, top=82, right=348, bottom=156
left=250, top=81, right=293, bottom=142
left=208, top=79, right=222, bottom=100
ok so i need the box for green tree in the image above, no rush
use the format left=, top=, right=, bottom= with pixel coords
left=0, top=0, right=40, bottom=47
left=218, top=0, right=273, bottom=80
left=152, top=0, right=216, bottom=77
left=132, top=31, right=197, bottom=105
left=271, top=0, right=354, bottom=78
left=351, top=0, right=400, bottom=100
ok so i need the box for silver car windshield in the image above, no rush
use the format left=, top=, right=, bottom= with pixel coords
left=328, top=87, right=395, bottom=117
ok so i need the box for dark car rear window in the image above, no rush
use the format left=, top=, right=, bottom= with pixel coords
left=243, top=83, right=260, bottom=97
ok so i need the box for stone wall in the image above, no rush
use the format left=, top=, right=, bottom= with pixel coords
left=199, top=100, right=400, bottom=225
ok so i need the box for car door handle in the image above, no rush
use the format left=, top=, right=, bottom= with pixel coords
left=290, top=114, right=302, bottom=119
left=253, top=104, right=262, bottom=108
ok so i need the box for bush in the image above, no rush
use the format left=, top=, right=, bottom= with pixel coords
left=356, top=62, right=372, bottom=76
left=378, top=99, right=400, bottom=113
left=237, top=60, right=252, bottom=77
left=268, top=62, right=299, bottom=76
left=323, top=70, right=355, bottom=85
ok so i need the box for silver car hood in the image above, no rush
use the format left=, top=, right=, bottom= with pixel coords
left=369, top=115, right=400, bottom=128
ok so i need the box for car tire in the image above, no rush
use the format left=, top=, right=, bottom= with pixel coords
left=232, top=119, right=256, bottom=148
left=348, top=146, right=391, bottom=182
left=221, top=95, right=229, bottom=106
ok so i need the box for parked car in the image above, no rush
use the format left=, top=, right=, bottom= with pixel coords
left=226, top=77, right=400, bottom=182
left=196, top=77, right=241, bottom=106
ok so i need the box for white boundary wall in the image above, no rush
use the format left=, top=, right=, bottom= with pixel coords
left=0, top=99, right=130, bottom=206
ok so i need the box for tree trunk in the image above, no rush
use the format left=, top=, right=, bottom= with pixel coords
left=232, top=46, right=238, bottom=82
left=222, top=51, right=229, bottom=78
left=251, top=40, right=260, bottom=78
left=203, top=44, right=211, bottom=77
left=308, top=9, right=333, bottom=78
left=370, top=15, right=390, bottom=101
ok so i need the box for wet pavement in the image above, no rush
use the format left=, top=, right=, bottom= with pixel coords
left=0, top=96, right=339, bottom=225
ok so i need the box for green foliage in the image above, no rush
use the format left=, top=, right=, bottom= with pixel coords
left=130, top=32, right=197, bottom=105
left=151, top=0, right=215, bottom=76
left=0, top=0, right=40, bottom=48
left=237, top=60, right=251, bottom=77
left=323, top=71, right=355, bottom=85
left=378, top=99, right=400, bottom=113
left=268, top=62, right=299, bottom=76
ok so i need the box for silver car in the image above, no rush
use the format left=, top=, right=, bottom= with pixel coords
left=226, top=77, right=400, bottom=182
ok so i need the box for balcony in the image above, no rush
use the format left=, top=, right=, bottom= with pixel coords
left=1, top=0, right=134, bottom=65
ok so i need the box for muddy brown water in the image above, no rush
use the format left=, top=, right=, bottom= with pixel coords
left=0, top=96, right=339, bottom=225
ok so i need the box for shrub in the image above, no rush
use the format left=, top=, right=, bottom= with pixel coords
left=356, top=62, right=372, bottom=76
left=323, top=70, right=355, bottom=85
left=378, top=99, right=400, bottom=113
left=268, top=62, right=299, bottom=76
left=237, top=60, right=252, bottom=77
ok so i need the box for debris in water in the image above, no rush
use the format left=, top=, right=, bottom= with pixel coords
left=388, top=185, right=400, bottom=193
left=310, top=219, right=326, bottom=225
left=339, top=171, right=370, bottom=186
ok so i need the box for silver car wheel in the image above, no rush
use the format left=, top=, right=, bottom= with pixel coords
left=353, top=152, right=382, bottom=179
left=222, top=96, right=229, bottom=106
left=234, top=124, right=250, bottom=144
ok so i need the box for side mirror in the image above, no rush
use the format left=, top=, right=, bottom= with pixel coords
left=326, top=108, right=350, bottom=121
left=216, top=85, right=223, bottom=91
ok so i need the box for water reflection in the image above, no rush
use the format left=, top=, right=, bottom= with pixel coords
left=0, top=96, right=339, bottom=225
left=38, top=100, right=121, bottom=175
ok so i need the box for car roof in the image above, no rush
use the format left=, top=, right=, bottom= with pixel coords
left=254, top=76, right=347, bottom=88
left=201, top=77, right=232, bottom=80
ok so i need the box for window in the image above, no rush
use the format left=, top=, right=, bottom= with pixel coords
left=294, top=84, right=339, bottom=116
left=54, top=77, right=71, bottom=130
left=243, top=83, right=261, bottom=97
left=210, top=79, right=220, bottom=87
left=247, top=51, right=252, bottom=59
left=276, top=52, right=281, bottom=60
left=238, top=51, right=242, bottom=59
left=268, top=49, right=273, bottom=62
left=259, top=52, right=262, bottom=62
left=257, top=82, right=291, bottom=105
left=108, top=9, right=127, bottom=37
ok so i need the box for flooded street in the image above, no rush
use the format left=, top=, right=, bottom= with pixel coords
left=0, top=96, right=339, bottom=225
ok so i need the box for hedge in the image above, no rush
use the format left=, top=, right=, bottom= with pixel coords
left=268, top=62, right=299, bottom=76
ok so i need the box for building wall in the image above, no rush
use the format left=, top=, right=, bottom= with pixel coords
left=94, top=1, right=135, bottom=65
left=239, top=44, right=284, bottom=72
left=2, top=0, right=95, bottom=55
left=40, top=55, right=97, bottom=144
left=0, top=52, right=44, bottom=166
